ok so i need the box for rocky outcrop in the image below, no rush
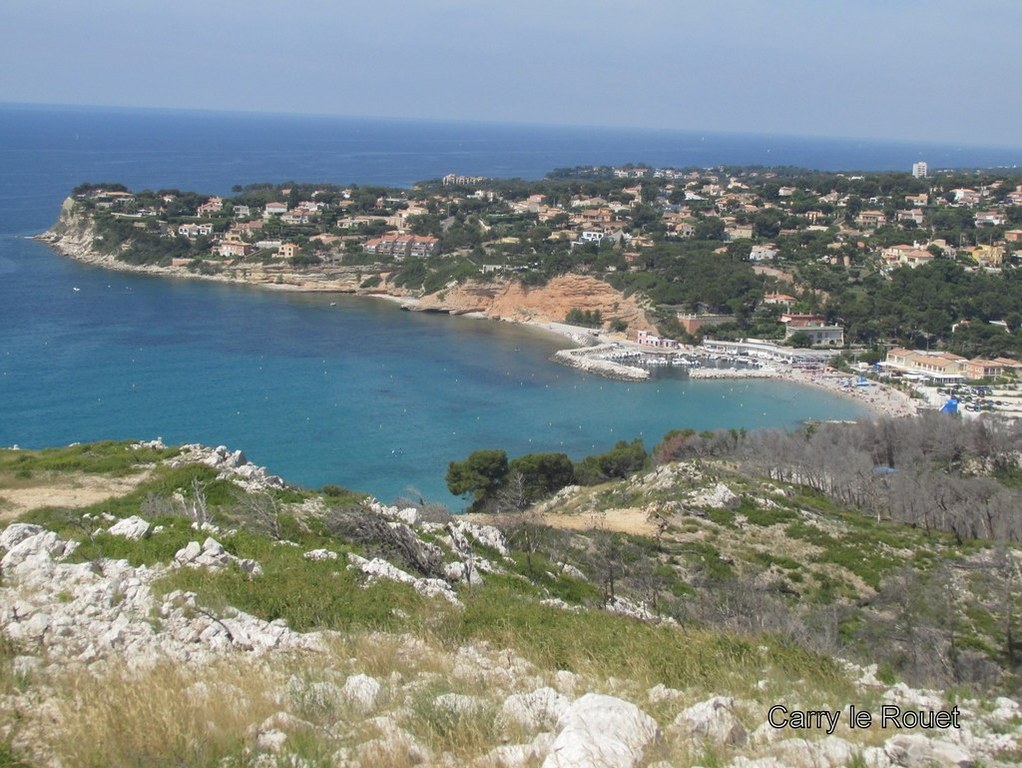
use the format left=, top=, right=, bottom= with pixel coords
left=413, top=274, right=654, bottom=331
left=0, top=526, right=316, bottom=668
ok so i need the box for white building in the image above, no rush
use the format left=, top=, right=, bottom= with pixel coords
left=912, top=161, right=928, bottom=179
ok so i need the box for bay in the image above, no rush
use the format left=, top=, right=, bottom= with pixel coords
left=6, top=103, right=999, bottom=506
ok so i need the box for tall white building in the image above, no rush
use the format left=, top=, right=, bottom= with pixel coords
left=912, top=161, right=928, bottom=179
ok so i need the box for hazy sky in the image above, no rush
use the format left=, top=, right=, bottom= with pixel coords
left=3, top=1, right=1018, bottom=147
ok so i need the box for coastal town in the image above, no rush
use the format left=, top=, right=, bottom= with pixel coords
left=48, top=163, right=1022, bottom=420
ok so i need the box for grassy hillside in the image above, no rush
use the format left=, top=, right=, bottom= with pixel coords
left=0, top=437, right=1019, bottom=767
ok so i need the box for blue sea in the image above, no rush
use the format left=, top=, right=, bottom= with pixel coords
left=2, top=104, right=1018, bottom=507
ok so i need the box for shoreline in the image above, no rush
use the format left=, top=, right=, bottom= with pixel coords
left=35, top=224, right=916, bottom=419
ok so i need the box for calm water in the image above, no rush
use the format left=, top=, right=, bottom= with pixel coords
left=7, top=104, right=1014, bottom=506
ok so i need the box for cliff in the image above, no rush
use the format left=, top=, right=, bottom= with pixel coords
left=410, top=274, right=655, bottom=332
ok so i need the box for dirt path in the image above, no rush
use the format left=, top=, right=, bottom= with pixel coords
left=0, top=471, right=151, bottom=521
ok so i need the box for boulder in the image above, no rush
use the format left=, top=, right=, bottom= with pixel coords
left=884, top=734, right=974, bottom=768
left=107, top=516, right=151, bottom=540
left=542, top=693, right=660, bottom=768
left=342, top=674, right=382, bottom=714
left=672, top=696, right=747, bottom=747
left=1, top=530, right=72, bottom=572
left=303, top=549, right=338, bottom=562
left=0, top=524, right=45, bottom=551
left=499, top=687, right=570, bottom=733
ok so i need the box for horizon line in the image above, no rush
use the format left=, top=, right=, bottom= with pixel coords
left=4, top=99, right=1022, bottom=156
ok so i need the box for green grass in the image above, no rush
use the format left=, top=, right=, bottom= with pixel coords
left=0, top=440, right=179, bottom=479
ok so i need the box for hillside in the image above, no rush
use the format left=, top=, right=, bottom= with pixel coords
left=0, top=438, right=1019, bottom=767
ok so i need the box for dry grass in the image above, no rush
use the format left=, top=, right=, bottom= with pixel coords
left=51, top=661, right=284, bottom=767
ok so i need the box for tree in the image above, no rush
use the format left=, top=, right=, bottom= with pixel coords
left=507, top=453, right=575, bottom=503
left=445, top=449, right=509, bottom=507
left=788, top=331, right=813, bottom=348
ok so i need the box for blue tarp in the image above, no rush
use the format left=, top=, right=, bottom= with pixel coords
left=940, top=397, right=959, bottom=414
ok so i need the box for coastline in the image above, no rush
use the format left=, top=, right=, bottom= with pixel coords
left=35, top=216, right=914, bottom=419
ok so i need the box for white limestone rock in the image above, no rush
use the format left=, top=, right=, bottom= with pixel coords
left=498, top=687, right=570, bottom=733
left=0, top=524, right=45, bottom=551
left=303, top=549, right=338, bottom=562
left=884, top=734, right=975, bottom=768
left=444, top=560, right=485, bottom=586
left=342, top=674, right=382, bottom=714
left=672, top=695, right=747, bottom=747
left=542, top=693, right=660, bottom=768
left=346, top=553, right=460, bottom=605
left=448, top=520, right=509, bottom=557
left=686, top=482, right=739, bottom=509
left=107, top=516, right=151, bottom=540
left=646, top=684, right=684, bottom=705
left=434, top=692, right=489, bottom=716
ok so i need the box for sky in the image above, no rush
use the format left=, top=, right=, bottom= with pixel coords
left=2, top=0, right=1019, bottom=147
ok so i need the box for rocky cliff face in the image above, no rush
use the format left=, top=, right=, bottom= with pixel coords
left=37, top=198, right=101, bottom=261
left=411, top=274, right=655, bottom=331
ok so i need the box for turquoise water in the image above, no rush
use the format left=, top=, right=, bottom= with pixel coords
left=0, top=104, right=941, bottom=507
left=1, top=241, right=865, bottom=506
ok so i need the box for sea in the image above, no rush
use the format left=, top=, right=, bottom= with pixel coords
left=2, top=103, right=1020, bottom=507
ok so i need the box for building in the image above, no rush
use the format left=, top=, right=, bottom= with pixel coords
left=781, top=314, right=844, bottom=346
left=197, top=197, right=223, bottom=216
left=748, top=245, right=778, bottom=262
left=677, top=313, right=736, bottom=335
left=263, top=202, right=289, bottom=218
left=912, top=161, right=928, bottom=179
left=636, top=330, right=679, bottom=349
left=217, top=241, right=254, bottom=258
left=975, top=211, right=1006, bottom=227
left=762, top=293, right=797, bottom=307
left=363, top=234, right=441, bottom=259
left=278, top=243, right=300, bottom=260
left=177, top=223, right=214, bottom=239
left=855, top=210, right=887, bottom=228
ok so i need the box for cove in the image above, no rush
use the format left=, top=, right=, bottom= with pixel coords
left=1, top=239, right=867, bottom=508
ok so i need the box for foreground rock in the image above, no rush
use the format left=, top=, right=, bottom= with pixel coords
left=0, top=526, right=317, bottom=669
left=542, top=693, right=661, bottom=768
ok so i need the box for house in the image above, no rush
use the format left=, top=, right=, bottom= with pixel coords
left=281, top=210, right=311, bottom=225
left=636, top=330, right=679, bottom=349
left=278, top=243, right=300, bottom=260
left=781, top=314, right=844, bottom=346
left=975, top=211, right=1006, bottom=227
left=725, top=224, right=754, bottom=241
left=763, top=293, right=797, bottom=307
left=218, top=241, right=254, bottom=258
left=1005, top=230, right=1022, bottom=243
left=177, top=223, right=214, bottom=239
left=968, top=244, right=1005, bottom=266
left=197, top=197, right=223, bottom=216
left=952, top=189, right=982, bottom=206
left=233, top=205, right=251, bottom=218
left=855, top=210, right=887, bottom=228
left=748, top=245, right=778, bottom=262
left=882, top=244, right=933, bottom=268
left=263, top=202, right=289, bottom=218
left=965, top=360, right=1003, bottom=380
left=896, top=209, right=926, bottom=225
left=905, top=193, right=929, bottom=207
left=363, top=234, right=440, bottom=259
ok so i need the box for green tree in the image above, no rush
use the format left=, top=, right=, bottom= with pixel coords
left=507, top=453, right=575, bottom=503
left=446, top=450, right=509, bottom=507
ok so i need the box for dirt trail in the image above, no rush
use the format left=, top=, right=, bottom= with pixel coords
left=0, top=472, right=151, bottom=520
